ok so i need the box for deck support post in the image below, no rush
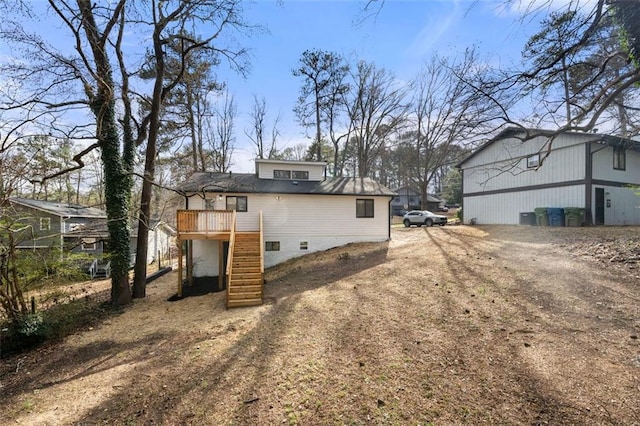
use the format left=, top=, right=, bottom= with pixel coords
left=218, top=240, right=225, bottom=291
left=177, top=240, right=183, bottom=297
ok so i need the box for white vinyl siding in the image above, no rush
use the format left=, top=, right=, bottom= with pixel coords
left=463, top=138, right=585, bottom=194
left=187, top=192, right=391, bottom=273
left=592, top=145, right=640, bottom=182
left=463, top=186, right=585, bottom=225
left=257, top=160, right=325, bottom=181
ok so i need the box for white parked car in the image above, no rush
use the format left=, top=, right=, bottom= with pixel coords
left=402, top=210, right=448, bottom=227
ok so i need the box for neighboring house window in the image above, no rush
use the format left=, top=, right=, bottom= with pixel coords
left=356, top=199, right=374, bottom=218
left=613, top=146, right=626, bottom=170
left=273, top=170, right=291, bottom=179
left=527, top=153, right=540, bottom=169
left=82, top=238, right=97, bottom=251
left=226, top=196, right=247, bottom=212
left=292, top=170, right=309, bottom=180
left=40, top=217, right=51, bottom=231
left=265, top=241, right=280, bottom=251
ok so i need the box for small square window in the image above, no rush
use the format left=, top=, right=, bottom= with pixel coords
left=356, top=199, right=374, bottom=218
left=300, top=241, right=308, bottom=250
left=265, top=241, right=280, bottom=251
left=527, top=153, right=540, bottom=169
left=226, top=196, right=247, bottom=212
left=40, top=217, right=51, bottom=231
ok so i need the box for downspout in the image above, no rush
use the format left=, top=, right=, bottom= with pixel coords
left=388, top=197, right=392, bottom=240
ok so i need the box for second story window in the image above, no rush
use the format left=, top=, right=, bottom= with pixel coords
left=273, top=170, right=291, bottom=179
left=527, top=153, right=540, bottom=169
left=226, top=196, right=247, bottom=212
left=613, top=146, right=626, bottom=170
left=40, top=217, right=51, bottom=231
left=292, top=170, right=309, bottom=180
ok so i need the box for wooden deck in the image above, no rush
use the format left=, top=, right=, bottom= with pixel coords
left=176, top=210, right=264, bottom=308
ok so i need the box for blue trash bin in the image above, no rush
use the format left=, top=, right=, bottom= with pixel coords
left=547, top=207, right=565, bottom=227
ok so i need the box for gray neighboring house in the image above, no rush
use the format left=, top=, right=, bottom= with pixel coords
left=390, top=186, right=443, bottom=215
left=457, top=127, right=640, bottom=225
left=8, top=197, right=109, bottom=255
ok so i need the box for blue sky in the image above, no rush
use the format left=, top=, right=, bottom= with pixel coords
left=0, top=0, right=553, bottom=173
left=225, top=0, right=539, bottom=171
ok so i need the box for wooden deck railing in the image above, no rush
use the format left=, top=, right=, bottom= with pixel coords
left=226, top=210, right=237, bottom=296
left=259, top=211, right=264, bottom=275
left=177, top=210, right=233, bottom=235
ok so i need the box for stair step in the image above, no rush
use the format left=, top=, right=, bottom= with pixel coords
left=233, top=266, right=261, bottom=273
left=228, top=284, right=263, bottom=292
left=227, top=298, right=263, bottom=308
left=228, top=288, right=262, bottom=298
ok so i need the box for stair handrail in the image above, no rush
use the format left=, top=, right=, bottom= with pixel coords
left=226, top=210, right=237, bottom=296
left=259, top=210, right=264, bottom=275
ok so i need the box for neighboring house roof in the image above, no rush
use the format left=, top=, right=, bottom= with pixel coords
left=391, top=187, right=442, bottom=203
left=9, top=197, right=107, bottom=219
left=179, top=172, right=397, bottom=197
left=457, top=127, right=640, bottom=168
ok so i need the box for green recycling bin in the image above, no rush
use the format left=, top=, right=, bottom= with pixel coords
left=534, top=207, right=549, bottom=226
left=564, top=207, right=586, bottom=227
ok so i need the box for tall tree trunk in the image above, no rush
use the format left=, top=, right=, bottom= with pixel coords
left=132, top=21, right=165, bottom=299
left=78, top=0, right=131, bottom=306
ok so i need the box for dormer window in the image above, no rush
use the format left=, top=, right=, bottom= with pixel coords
left=274, top=170, right=291, bottom=179
left=273, top=169, right=309, bottom=180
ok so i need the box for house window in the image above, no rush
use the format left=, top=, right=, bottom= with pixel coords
left=300, top=241, right=308, bottom=250
left=205, top=198, right=216, bottom=210
left=265, top=241, right=280, bottom=251
left=40, top=217, right=51, bottom=231
left=273, top=170, right=291, bottom=179
left=527, top=153, right=540, bottom=169
left=292, top=170, right=309, bottom=180
left=226, top=196, right=247, bottom=212
left=613, top=146, right=626, bottom=170
left=82, top=238, right=97, bottom=251
left=356, top=199, right=374, bottom=218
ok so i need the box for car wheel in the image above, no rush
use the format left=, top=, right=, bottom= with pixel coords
left=403, top=219, right=410, bottom=227
left=425, top=219, right=433, bottom=227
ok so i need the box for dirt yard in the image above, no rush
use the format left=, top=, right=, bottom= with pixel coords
left=1, top=225, right=639, bottom=425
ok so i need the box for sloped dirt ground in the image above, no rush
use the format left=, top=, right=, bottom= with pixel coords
left=1, top=225, right=640, bottom=425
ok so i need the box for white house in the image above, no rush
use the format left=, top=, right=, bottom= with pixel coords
left=176, top=158, right=395, bottom=307
left=457, top=127, right=640, bottom=225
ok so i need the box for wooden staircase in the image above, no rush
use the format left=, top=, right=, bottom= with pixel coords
left=226, top=231, right=264, bottom=308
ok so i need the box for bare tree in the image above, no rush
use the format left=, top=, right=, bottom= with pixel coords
left=345, top=61, right=408, bottom=178
left=245, top=95, right=280, bottom=159
left=209, top=90, right=236, bottom=172
left=293, top=49, right=349, bottom=161
left=410, top=51, right=495, bottom=209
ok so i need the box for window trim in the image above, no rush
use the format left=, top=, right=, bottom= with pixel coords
left=265, top=241, right=280, bottom=251
left=526, top=153, right=540, bottom=169
left=613, top=146, right=626, bottom=171
left=226, top=195, right=248, bottom=212
left=40, top=217, right=51, bottom=231
left=273, top=169, right=292, bottom=179
left=356, top=199, right=375, bottom=218
left=292, top=170, right=309, bottom=180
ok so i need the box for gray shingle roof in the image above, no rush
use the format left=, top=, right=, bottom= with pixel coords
left=9, top=197, right=107, bottom=218
left=178, top=173, right=396, bottom=197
